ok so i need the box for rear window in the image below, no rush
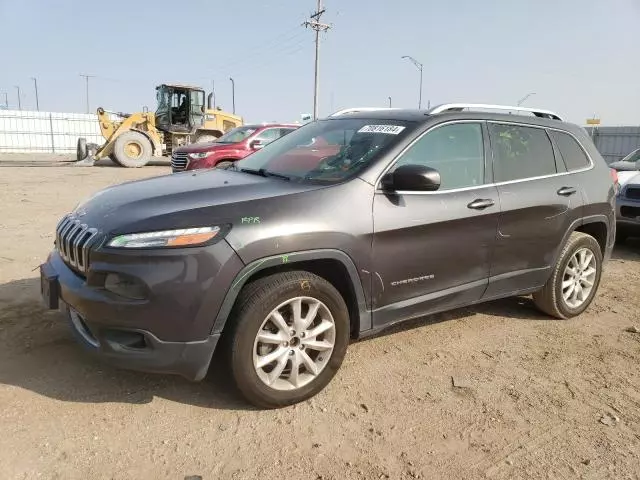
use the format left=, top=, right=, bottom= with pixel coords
left=550, top=130, right=591, bottom=171
left=489, top=123, right=557, bottom=182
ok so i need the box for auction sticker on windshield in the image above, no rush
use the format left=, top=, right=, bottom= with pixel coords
left=357, top=125, right=406, bottom=134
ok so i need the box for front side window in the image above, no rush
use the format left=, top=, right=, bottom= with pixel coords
left=235, top=118, right=415, bottom=184
left=550, top=130, right=590, bottom=171
left=489, top=123, right=556, bottom=182
left=392, top=123, right=485, bottom=190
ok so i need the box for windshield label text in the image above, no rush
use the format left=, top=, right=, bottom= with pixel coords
left=357, top=125, right=406, bottom=135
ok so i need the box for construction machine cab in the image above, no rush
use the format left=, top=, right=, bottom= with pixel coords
left=155, top=84, right=206, bottom=134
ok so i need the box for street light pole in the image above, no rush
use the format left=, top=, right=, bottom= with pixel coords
left=402, top=55, right=424, bottom=109
left=229, top=77, right=235, bottom=114
left=14, top=86, right=21, bottom=110
left=31, top=77, right=40, bottom=111
left=517, top=92, right=536, bottom=106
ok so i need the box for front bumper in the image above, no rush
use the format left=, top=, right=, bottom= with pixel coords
left=41, top=241, right=244, bottom=381
left=616, top=196, right=640, bottom=230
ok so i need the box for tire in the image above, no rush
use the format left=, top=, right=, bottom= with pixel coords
left=215, top=160, right=233, bottom=169
left=533, top=231, right=603, bottom=319
left=112, top=131, right=152, bottom=168
left=194, top=133, right=219, bottom=144
left=226, top=271, right=350, bottom=408
left=76, top=138, right=87, bottom=161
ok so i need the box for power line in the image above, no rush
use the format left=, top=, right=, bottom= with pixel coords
left=304, top=0, right=331, bottom=120
left=230, top=39, right=312, bottom=78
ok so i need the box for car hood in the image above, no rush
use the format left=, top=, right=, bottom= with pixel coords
left=618, top=171, right=640, bottom=187
left=72, top=169, right=325, bottom=236
left=173, top=141, right=242, bottom=154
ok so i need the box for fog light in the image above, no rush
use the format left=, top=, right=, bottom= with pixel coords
left=104, top=273, right=147, bottom=300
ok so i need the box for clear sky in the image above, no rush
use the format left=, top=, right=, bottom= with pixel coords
left=1, top=0, right=639, bottom=125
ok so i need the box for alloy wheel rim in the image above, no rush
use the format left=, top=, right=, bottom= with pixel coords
left=253, top=296, right=336, bottom=391
left=562, top=247, right=597, bottom=308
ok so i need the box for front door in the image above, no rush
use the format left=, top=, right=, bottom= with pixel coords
left=371, top=121, right=500, bottom=328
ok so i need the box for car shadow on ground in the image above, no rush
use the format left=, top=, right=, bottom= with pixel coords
left=0, top=277, right=253, bottom=411
left=0, top=157, right=169, bottom=168
left=1, top=241, right=637, bottom=410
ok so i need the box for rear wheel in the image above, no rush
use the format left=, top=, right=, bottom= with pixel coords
left=226, top=271, right=350, bottom=408
left=113, top=131, right=152, bottom=168
left=533, top=232, right=603, bottom=319
left=76, top=138, right=87, bottom=160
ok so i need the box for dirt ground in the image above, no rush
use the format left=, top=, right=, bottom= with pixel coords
left=1, top=154, right=639, bottom=480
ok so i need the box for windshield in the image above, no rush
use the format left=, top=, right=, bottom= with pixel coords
left=620, top=148, right=640, bottom=164
left=234, top=118, right=414, bottom=184
left=216, top=126, right=258, bottom=144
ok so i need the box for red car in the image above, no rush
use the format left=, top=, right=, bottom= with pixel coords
left=170, top=123, right=298, bottom=172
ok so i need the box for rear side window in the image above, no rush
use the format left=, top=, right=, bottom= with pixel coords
left=489, top=123, right=556, bottom=182
left=550, top=130, right=591, bottom=171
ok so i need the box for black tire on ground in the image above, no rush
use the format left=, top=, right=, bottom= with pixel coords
left=533, top=231, right=603, bottom=319
left=194, top=133, right=219, bottom=143
left=76, top=138, right=87, bottom=161
left=215, top=160, right=233, bottom=169
left=226, top=271, right=350, bottom=408
left=112, top=131, right=152, bottom=168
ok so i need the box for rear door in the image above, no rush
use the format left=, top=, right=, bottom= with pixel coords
left=371, top=121, right=500, bottom=327
left=484, top=122, right=584, bottom=298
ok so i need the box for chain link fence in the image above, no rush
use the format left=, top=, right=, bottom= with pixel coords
left=0, top=110, right=105, bottom=153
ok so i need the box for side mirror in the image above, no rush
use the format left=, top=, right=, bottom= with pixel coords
left=381, top=164, right=441, bottom=192
left=250, top=139, right=264, bottom=150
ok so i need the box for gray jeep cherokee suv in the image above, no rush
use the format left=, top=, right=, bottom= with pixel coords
left=40, top=103, right=616, bottom=408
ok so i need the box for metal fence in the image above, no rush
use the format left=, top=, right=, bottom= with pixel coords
left=586, top=126, right=640, bottom=164
left=0, top=109, right=104, bottom=153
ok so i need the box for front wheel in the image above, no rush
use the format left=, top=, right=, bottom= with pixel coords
left=226, top=271, right=350, bottom=408
left=533, top=232, right=603, bottom=319
left=112, top=131, right=152, bottom=168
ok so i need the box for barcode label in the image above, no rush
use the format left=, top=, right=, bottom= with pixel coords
left=357, top=125, right=406, bottom=135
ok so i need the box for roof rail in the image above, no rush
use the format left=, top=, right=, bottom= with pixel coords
left=328, top=107, right=402, bottom=117
left=427, top=103, right=562, bottom=121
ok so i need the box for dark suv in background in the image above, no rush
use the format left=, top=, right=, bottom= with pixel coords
left=41, top=103, right=615, bottom=408
left=171, top=123, right=297, bottom=172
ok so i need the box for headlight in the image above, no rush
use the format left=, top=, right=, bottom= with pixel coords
left=107, top=226, right=221, bottom=249
left=188, top=152, right=213, bottom=159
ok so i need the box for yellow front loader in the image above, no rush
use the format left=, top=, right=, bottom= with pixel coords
left=76, top=83, right=243, bottom=167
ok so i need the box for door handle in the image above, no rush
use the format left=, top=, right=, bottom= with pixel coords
left=557, top=186, right=577, bottom=196
left=467, top=198, right=495, bottom=210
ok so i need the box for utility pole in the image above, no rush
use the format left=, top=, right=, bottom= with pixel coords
left=401, top=56, right=424, bottom=109
left=14, top=86, right=21, bottom=110
left=304, top=0, right=331, bottom=120
left=388, top=96, right=392, bottom=108
left=1, top=92, right=7, bottom=109
left=229, top=77, right=235, bottom=114
left=31, top=77, right=40, bottom=111
left=79, top=74, right=95, bottom=113
left=211, top=79, right=216, bottom=109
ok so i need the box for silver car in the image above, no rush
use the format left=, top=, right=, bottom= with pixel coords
left=612, top=149, right=640, bottom=241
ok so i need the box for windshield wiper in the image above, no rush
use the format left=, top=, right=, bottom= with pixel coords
left=239, top=168, right=291, bottom=181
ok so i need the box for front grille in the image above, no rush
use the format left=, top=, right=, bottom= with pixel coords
left=171, top=152, right=189, bottom=172
left=56, top=215, right=98, bottom=273
left=625, top=187, right=640, bottom=201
